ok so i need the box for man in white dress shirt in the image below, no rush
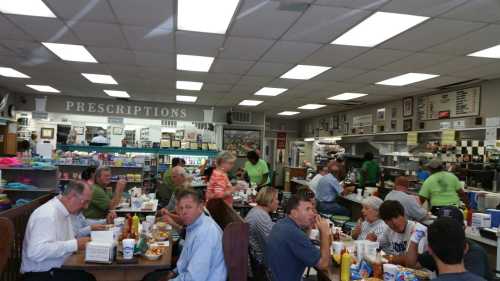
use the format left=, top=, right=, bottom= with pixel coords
left=21, top=181, right=96, bottom=281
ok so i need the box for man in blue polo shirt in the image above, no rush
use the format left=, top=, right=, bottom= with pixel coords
left=265, top=194, right=331, bottom=281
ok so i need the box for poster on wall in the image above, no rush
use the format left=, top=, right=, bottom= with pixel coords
left=403, top=97, right=413, bottom=117
left=276, top=132, right=287, bottom=149
left=353, top=114, right=373, bottom=128
left=418, top=87, right=480, bottom=120
left=403, top=119, right=413, bottom=131
left=223, top=129, right=261, bottom=157
left=376, top=108, right=386, bottom=121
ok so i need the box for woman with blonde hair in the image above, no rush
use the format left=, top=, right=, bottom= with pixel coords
left=206, top=151, right=239, bottom=206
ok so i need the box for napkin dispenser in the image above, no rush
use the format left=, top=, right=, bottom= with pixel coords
left=85, top=230, right=116, bottom=264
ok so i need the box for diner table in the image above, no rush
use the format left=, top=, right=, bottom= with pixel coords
left=316, top=263, right=340, bottom=281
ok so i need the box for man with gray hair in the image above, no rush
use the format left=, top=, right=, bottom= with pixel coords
left=84, top=166, right=126, bottom=220
left=21, top=181, right=96, bottom=281
left=164, top=166, right=189, bottom=211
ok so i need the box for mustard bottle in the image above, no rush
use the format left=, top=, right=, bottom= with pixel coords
left=340, top=250, right=351, bottom=281
left=132, top=213, right=140, bottom=239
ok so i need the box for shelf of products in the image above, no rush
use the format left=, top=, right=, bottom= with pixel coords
left=57, top=144, right=219, bottom=157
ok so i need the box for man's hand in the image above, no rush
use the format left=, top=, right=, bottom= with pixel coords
left=106, top=211, right=117, bottom=224
left=315, top=216, right=330, bottom=236
left=366, top=232, right=378, bottom=242
left=115, top=179, right=127, bottom=193
left=90, top=224, right=107, bottom=231
left=77, top=237, right=91, bottom=251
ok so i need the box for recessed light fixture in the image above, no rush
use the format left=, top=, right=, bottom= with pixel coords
left=104, top=90, right=130, bottom=98
left=176, top=95, right=198, bottom=103
left=0, top=0, right=56, bottom=18
left=468, top=44, right=500, bottom=59
left=376, top=73, right=439, bottom=86
left=0, top=67, right=30, bottom=78
left=331, top=12, right=428, bottom=47
left=176, top=81, right=203, bottom=91
left=26, top=84, right=60, bottom=93
left=328, top=93, right=367, bottom=100
left=177, top=54, right=214, bottom=72
left=178, top=0, right=239, bottom=34
left=281, top=65, right=331, bottom=80
left=298, top=104, right=326, bottom=110
left=254, top=87, right=288, bottom=96
left=42, top=42, right=98, bottom=63
left=239, top=100, right=263, bottom=106
left=304, top=137, right=315, bottom=141
left=82, top=73, right=117, bottom=84
left=278, top=111, right=300, bottom=116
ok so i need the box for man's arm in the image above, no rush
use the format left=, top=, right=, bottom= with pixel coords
left=316, top=217, right=331, bottom=270
left=109, top=179, right=126, bottom=210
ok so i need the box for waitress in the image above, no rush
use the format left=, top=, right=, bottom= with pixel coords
left=244, top=151, right=270, bottom=189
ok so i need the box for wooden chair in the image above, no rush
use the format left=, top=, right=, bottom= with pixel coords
left=206, top=199, right=249, bottom=281
left=0, top=217, right=14, bottom=275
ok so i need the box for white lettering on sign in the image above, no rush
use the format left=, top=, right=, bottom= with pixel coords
left=66, top=101, right=74, bottom=111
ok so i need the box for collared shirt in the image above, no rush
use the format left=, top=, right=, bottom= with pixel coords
left=265, top=217, right=320, bottom=281
left=245, top=206, right=274, bottom=264
left=83, top=183, right=112, bottom=219
left=172, top=214, right=227, bottom=281
left=316, top=173, right=343, bottom=203
left=309, top=173, right=324, bottom=194
left=385, top=190, right=428, bottom=222
left=357, top=219, right=387, bottom=242
left=70, top=213, right=106, bottom=238
left=21, top=197, right=78, bottom=273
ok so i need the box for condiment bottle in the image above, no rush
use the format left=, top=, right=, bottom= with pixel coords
left=372, top=249, right=383, bottom=279
left=340, top=249, right=351, bottom=281
left=132, top=213, right=140, bottom=239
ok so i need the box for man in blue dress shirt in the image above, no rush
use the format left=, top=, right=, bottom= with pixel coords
left=315, top=161, right=350, bottom=216
left=143, top=188, right=227, bottom=281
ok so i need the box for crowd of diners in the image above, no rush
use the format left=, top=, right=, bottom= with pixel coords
left=17, top=150, right=491, bottom=281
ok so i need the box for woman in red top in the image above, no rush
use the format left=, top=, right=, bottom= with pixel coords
left=207, top=151, right=237, bottom=206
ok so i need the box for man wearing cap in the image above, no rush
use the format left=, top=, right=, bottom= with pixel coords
left=419, top=159, right=469, bottom=214
left=417, top=206, right=492, bottom=280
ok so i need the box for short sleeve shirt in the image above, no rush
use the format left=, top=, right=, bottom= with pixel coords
left=265, top=217, right=320, bottom=281
left=207, top=169, right=233, bottom=206
left=244, top=159, right=269, bottom=186
left=358, top=219, right=387, bottom=242
left=385, top=190, right=428, bottom=222
left=419, top=171, right=461, bottom=207
left=83, top=183, right=112, bottom=219
left=359, top=160, right=380, bottom=186
left=245, top=207, right=274, bottom=264
left=315, top=173, right=343, bottom=203
left=380, top=220, right=427, bottom=256
left=432, top=272, right=486, bottom=281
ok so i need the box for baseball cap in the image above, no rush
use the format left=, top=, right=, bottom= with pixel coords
left=437, top=206, right=464, bottom=226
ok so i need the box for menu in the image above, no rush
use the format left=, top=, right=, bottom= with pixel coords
left=418, top=87, right=480, bottom=120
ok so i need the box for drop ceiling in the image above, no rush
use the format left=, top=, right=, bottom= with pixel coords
left=0, top=0, right=500, bottom=119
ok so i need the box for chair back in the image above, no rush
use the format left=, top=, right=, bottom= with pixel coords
left=0, top=217, right=14, bottom=274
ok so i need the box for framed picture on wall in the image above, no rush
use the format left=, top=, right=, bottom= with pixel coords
left=403, top=97, right=413, bottom=117
left=40, top=127, right=54, bottom=139
left=223, top=129, right=261, bottom=157
left=403, top=119, right=413, bottom=131
left=376, top=108, right=386, bottom=121
left=112, top=127, right=123, bottom=135
left=391, top=107, right=398, bottom=119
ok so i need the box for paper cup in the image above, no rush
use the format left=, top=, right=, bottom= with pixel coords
left=122, top=239, right=135, bottom=259
left=354, top=240, right=365, bottom=261
left=331, top=241, right=344, bottom=256
left=309, top=229, right=319, bottom=240
left=148, top=193, right=156, bottom=199
left=146, top=215, right=156, bottom=225
left=364, top=241, right=379, bottom=259
left=383, top=264, right=398, bottom=281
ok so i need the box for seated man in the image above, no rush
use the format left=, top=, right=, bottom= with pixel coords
left=378, top=200, right=427, bottom=267
left=21, top=181, right=94, bottom=281
left=385, top=176, right=428, bottom=222
left=158, top=166, right=188, bottom=210
left=143, top=188, right=226, bottom=281
left=265, top=194, right=331, bottom=281
left=83, top=166, right=126, bottom=220
left=417, top=206, right=492, bottom=280
left=71, top=209, right=116, bottom=238
left=158, top=158, right=186, bottom=207
left=427, top=217, right=486, bottom=281
left=315, top=161, right=351, bottom=216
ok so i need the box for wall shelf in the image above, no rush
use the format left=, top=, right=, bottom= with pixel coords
left=56, top=144, right=219, bottom=157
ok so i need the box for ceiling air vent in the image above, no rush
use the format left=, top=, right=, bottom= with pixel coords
left=232, top=111, right=252, bottom=124
left=338, top=100, right=365, bottom=107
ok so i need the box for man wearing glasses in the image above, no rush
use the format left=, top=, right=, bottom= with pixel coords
left=21, top=181, right=96, bottom=281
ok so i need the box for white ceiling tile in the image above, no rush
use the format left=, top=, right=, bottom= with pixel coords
left=421, top=56, right=495, bottom=76
left=381, top=0, right=467, bottom=16
left=342, top=48, right=412, bottom=69
left=449, top=61, right=500, bottom=79
left=108, top=0, right=174, bottom=28
left=314, top=67, right=368, bottom=82
left=237, top=75, right=274, bottom=85
left=134, top=51, right=175, bottom=68
left=441, top=0, right=500, bottom=23
left=302, top=45, right=368, bottom=66
left=69, top=21, right=128, bottom=48
left=175, top=31, right=225, bottom=57
left=379, top=52, right=454, bottom=72
left=204, top=73, right=242, bottom=84
left=0, top=15, right=32, bottom=41
left=88, top=47, right=136, bottom=65
left=266, top=78, right=304, bottom=88
left=282, top=6, right=371, bottom=43
left=45, top=0, right=117, bottom=23
left=0, top=40, right=58, bottom=62
left=6, top=15, right=81, bottom=44
left=380, top=18, right=486, bottom=51
left=247, top=62, right=293, bottom=77
left=230, top=0, right=302, bottom=39
left=314, top=0, right=389, bottom=10
left=122, top=26, right=174, bottom=53
left=220, top=37, right=275, bottom=60
left=211, top=59, right=255, bottom=75
left=426, top=24, right=500, bottom=55
left=261, top=41, right=322, bottom=63
left=409, top=75, right=467, bottom=88
left=202, top=83, right=234, bottom=93
left=347, top=70, right=401, bottom=84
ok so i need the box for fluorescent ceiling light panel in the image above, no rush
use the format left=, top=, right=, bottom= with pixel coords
left=0, top=0, right=56, bottom=18
left=298, top=104, right=326, bottom=110
left=239, top=100, right=263, bottom=106
left=0, top=67, right=30, bottom=78
left=42, top=42, right=97, bottom=63
left=331, top=12, right=429, bottom=47
left=178, top=0, right=239, bottom=34
left=328, top=93, right=367, bottom=100
left=176, top=81, right=203, bottom=91
left=26, top=84, right=60, bottom=93
left=82, top=73, right=117, bottom=84
left=176, top=54, right=214, bottom=72
left=376, top=73, right=439, bottom=86
left=176, top=95, right=198, bottom=103
left=254, top=87, right=287, bottom=96
left=104, top=90, right=130, bottom=98
left=468, top=44, right=500, bottom=59
left=281, top=65, right=331, bottom=80
left=278, top=111, right=300, bottom=116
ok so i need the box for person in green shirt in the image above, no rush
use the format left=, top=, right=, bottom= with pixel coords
left=83, top=166, right=126, bottom=219
left=419, top=159, right=469, bottom=214
left=359, top=152, right=380, bottom=187
left=244, top=151, right=270, bottom=189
